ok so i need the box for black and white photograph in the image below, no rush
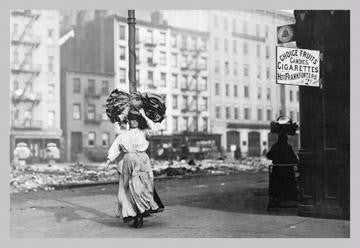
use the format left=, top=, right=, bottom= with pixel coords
left=8, top=8, right=351, bottom=238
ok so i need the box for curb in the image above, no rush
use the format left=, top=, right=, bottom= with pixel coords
left=46, top=171, right=261, bottom=190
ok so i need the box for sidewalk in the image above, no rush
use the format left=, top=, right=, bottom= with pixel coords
left=10, top=193, right=349, bottom=238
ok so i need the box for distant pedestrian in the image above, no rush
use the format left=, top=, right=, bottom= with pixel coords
left=267, top=133, right=299, bottom=205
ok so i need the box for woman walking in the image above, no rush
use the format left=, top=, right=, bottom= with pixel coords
left=104, top=108, right=164, bottom=229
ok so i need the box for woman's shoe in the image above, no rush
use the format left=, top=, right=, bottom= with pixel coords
left=132, top=215, right=143, bottom=228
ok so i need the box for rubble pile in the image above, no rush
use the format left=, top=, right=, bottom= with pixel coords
left=10, top=158, right=271, bottom=193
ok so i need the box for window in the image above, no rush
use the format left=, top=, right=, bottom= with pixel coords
left=267, top=109, right=272, bottom=121
left=244, top=64, right=249, bottom=77
left=257, top=87, right=262, bottom=99
left=48, top=111, right=55, bottom=126
left=257, top=108, right=263, bottom=121
left=73, top=104, right=81, bottom=120
left=190, top=37, right=197, bottom=50
left=214, top=37, right=219, bottom=50
left=201, top=97, right=208, bottom=111
left=102, top=133, right=109, bottom=147
left=233, top=62, right=238, bottom=75
left=147, top=49, right=154, bottom=64
left=214, top=15, right=218, bottom=28
left=87, top=104, right=95, bottom=120
left=172, top=95, right=178, bottom=109
left=257, top=65, right=262, bottom=79
left=234, top=107, right=239, bottom=119
left=171, top=74, right=178, bottom=88
left=244, top=86, right=249, bottom=98
left=173, top=116, right=178, bottom=132
left=266, top=46, right=270, bottom=59
left=257, top=44, right=261, bottom=57
left=225, top=61, right=229, bottom=75
left=88, top=79, right=95, bottom=94
left=148, top=71, right=154, bottom=86
left=181, top=35, right=187, bottom=48
left=73, top=78, right=81, bottom=94
left=88, top=132, right=96, bottom=147
left=224, top=39, right=228, bottom=52
left=200, top=38, right=206, bottom=51
left=244, top=107, right=250, bottom=120
left=171, top=53, right=177, bottom=67
left=135, top=28, right=140, bottom=43
left=182, top=117, right=189, bottom=131
left=48, top=56, right=54, bottom=72
left=146, top=29, right=153, bottom=43
left=289, top=110, right=294, bottom=120
left=215, top=60, right=220, bottom=73
left=226, top=107, right=230, bottom=119
left=256, top=24, right=260, bottom=36
left=232, top=19, right=237, bottom=32
left=13, top=50, right=19, bottom=64
left=119, top=25, right=125, bottom=40
left=225, top=84, right=230, bottom=96
left=159, top=51, right=166, bottom=65
left=181, top=75, right=188, bottom=89
left=265, top=25, right=269, bottom=38
left=182, top=95, right=188, bottom=110
left=160, top=73, right=166, bottom=87
left=243, top=42, right=248, bottom=55
left=136, top=70, right=140, bottom=84
left=215, top=106, right=221, bottom=119
left=48, top=84, right=55, bottom=100
left=243, top=21, right=247, bottom=34
left=267, top=88, right=271, bottom=100
left=13, top=23, right=18, bottom=35
left=233, top=40, right=237, bottom=54
left=48, top=28, right=54, bottom=38
left=290, top=90, right=293, bottom=102
left=215, top=83, right=220, bottom=96
left=171, top=34, right=177, bottom=48
left=13, top=81, right=19, bottom=91
left=202, top=117, right=208, bottom=132
left=119, top=46, right=126, bottom=60
left=159, top=32, right=166, bottom=46
left=119, top=68, right=126, bottom=83
left=200, top=77, right=207, bottom=90
left=224, top=17, right=228, bottom=30
left=266, top=67, right=270, bottom=79
left=200, top=57, right=207, bottom=70
left=135, top=48, right=139, bottom=62
left=101, top=81, right=109, bottom=95
left=234, top=85, right=238, bottom=97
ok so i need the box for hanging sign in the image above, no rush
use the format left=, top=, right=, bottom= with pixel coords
left=276, top=46, right=320, bottom=87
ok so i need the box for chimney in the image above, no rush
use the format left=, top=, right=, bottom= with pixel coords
left=151, top=11, right=164, bottom=24
left=76, top=10, right=86, bottom=26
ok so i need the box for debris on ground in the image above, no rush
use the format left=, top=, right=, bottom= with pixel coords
left=10, top=158, right=271, bottom=193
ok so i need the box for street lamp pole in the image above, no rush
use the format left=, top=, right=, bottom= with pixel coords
left=128, top=10, right=136, bottom=94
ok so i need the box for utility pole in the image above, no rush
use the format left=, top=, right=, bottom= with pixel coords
left=128, top=10, right=136, bottom=94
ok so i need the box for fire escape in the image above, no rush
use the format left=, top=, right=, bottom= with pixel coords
left=11, top=10, right=42, bottom=130
left=180, top=40, right=207, bottom=133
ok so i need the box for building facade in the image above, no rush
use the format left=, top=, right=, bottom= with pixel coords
left=161, top=10, right=299, bottom=156
left=61, top=13, right=211, bottom=137
left=60, top=69, right=115, bottom=162
left=10, top=10, right=62, bottom=163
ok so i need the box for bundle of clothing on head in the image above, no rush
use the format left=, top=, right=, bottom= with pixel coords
left=105, top=89, right=166, bottom=125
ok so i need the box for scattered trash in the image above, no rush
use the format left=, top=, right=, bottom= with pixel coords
left=10, top=158, right=271, bottom=194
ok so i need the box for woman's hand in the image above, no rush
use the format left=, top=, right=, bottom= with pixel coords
left=104, top=159, right=111, bottom=171
left=139, top=108, right=146, bottom=116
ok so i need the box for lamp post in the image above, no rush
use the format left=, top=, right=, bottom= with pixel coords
left=128, top=10, right=136, bottom=94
